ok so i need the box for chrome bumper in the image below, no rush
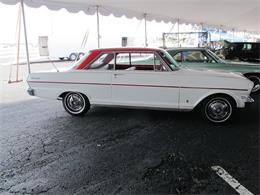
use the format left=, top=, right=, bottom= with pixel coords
left=246, top=96, right=254, bottom=103
left=27, top=88, right=35, bottom=96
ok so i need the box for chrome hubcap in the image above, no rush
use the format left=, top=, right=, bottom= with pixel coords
left=206, top=99, right=231, bottom=122
left=66, top=93, right=84, bottom=112
left=248, top=75, right=260, bottom=92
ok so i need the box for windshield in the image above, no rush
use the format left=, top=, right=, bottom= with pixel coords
left=159, top=50, right=180, bottom=70
left=207, top=49, right=226, bottom=63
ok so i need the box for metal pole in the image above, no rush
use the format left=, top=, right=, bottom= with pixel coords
left=199, top=23, right=204, bottom=47
left=168, top=23, right=175, bottom=33
left=162, top=33, right=165, bottom=48
left=219, top=25, right=222, bottom=41
left=144, top=13, right=148, bottom=47
left=177, top=18, right=180, bottom=47
left=96, top=5, right=100, bottom=48
left=232, top=29, right=235, bottom=42
left=20, top=0, right=31, bottom=74
left=200, top=22, right=203, bottom=31
left=16, top=5, right=21, bottom=81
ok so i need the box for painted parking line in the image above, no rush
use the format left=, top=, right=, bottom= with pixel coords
left=211, top=165, right=254, bottom=195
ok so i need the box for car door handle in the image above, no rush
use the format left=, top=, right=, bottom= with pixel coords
left=114, top=73, right=124, bottom=78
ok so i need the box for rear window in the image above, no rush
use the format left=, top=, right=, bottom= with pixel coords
left=88, top=53, right=114, bottom=70
left=71, top=52, right=90, bottom=69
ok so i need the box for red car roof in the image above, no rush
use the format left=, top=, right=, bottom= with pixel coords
left=90, top=47, right=163, bottom=52
left=76, top=47, right=164, bottom=70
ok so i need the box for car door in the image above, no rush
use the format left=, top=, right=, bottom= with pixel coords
left=82, top=53, right=114, bottom=104
left=111, top=52, right=179, bottom=109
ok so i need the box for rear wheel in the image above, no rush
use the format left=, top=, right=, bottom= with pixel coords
left=62, top=92, right=90, bottom=116
left=245, top=74, right=260, bottom=93
left=202, top=96, right=234, bottom=123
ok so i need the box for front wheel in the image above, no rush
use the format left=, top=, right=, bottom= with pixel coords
left=62, top=92, right=90, bottom=116
left=202, top=96, right=233, bottom=123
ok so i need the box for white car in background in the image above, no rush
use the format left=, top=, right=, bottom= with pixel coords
left=27, top=48, right=254, bottom=123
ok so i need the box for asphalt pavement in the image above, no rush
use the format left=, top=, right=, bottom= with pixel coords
left=0, top=62, right=259, bottom=194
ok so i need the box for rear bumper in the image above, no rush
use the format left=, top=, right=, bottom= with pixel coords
left=27, top=88, right=35, bottom=96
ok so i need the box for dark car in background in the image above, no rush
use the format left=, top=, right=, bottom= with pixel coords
left=218, top=41, right=260, bottom=63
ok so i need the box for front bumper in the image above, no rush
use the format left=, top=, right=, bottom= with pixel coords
left=27, top=88, right=35, bottom=96
left=245, top=96, right=254, bottom=103
left=237, top=95, right=254, bottom=108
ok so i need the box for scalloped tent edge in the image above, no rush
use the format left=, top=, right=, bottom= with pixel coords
left=1, top=0, right=259, bottom=33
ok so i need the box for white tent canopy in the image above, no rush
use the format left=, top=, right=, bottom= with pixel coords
left=1, top=0, right=259, bottom=74
left=1, top=0, right=260, bottom=33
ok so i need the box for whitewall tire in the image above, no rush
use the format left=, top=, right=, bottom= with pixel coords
left=202, top=96, right=233, bottom=123
left=62, top=92, right=90, bottom=116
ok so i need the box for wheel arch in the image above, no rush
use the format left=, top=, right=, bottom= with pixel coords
left=58, top=91, right=90, bottom=102
left=243, top=73, right=260, bottom=93
left=243, top=72, right=260, bottom=77
left=194, top=92, right=237, bottom=110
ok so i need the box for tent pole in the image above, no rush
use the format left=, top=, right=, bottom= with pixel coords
left=20, top=0, right=31, bottom=74
left=200, top=22, right=203, bottom=47
left=16, top=5, right=22, bottom=82
left=232, top=28, right=235, bottom=41
left=96, top=5, right=100, bottom=48
left=219, top=25, right=222, bottom=41
left=177, top=18, right=180, bottom=47
left=162, top=33, right=166, bottom=48
left=144, top=13, right=148, bottom=47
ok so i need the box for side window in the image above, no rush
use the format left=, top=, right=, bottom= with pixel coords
left=152, top=53, right=167, bottom=71
left=247, top=44, right=252, bottom=50
left=242, top=44, right=252, bottom=51
left=115, top=52, right=167, bottom=71
left=115, top=53, right=130, bottom=70
left=131, top=53, right=157, bottom=71
left=87, top=53, right=114, bottom=70
left=173, top=52, right=182, bottom=62
left=182, top=51, right=209, bottom=63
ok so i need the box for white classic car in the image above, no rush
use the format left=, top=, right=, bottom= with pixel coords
left=27, top=48, right=254, bottom=123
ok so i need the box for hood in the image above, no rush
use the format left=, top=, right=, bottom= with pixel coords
left=175, top=68, right=253, bottom=91
left=179, top=67, right=245, bottom=79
